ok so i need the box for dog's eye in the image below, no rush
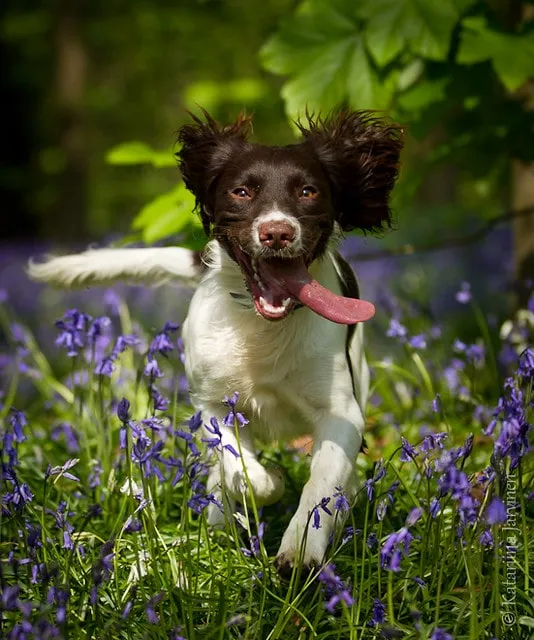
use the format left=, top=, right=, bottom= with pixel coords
left=231, top=187, right=251, bottom=199
left=299, top=186, right=318, bottom=199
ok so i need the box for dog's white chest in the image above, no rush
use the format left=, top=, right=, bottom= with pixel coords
left=182, top=281, right=348, bottom=441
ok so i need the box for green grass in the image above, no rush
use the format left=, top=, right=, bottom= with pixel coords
left=0, top=292, right=532, bottom=639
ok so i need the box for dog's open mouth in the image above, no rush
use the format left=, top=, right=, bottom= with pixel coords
left=233, top=246, right=376, bottom=325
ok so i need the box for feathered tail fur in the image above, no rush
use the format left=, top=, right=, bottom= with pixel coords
left=27, top=247, right=202, bottom=289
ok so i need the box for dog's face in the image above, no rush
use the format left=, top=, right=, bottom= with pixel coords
left=177, top=110, right=403, bottom=321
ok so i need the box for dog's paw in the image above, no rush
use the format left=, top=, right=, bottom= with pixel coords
left=274, top=549, right=320, bottom=579
left=228, top=465, right=285, bottom=507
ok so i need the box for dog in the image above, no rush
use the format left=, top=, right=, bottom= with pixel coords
left=29, top=109, right=403, bottom=574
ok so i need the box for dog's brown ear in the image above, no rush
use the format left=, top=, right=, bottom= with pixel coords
left=176, top=109, right=253, bottom=235
left=298, top=111, right=403, bottom=233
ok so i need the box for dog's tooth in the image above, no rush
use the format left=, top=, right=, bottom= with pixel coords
left=283, top=298, right=291, bottom=308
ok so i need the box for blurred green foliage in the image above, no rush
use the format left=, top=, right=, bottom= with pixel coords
left=2, top=0, right=534, bottom=246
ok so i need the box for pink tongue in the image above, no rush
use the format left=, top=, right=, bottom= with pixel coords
left=263, top=259, right=375, bottom=325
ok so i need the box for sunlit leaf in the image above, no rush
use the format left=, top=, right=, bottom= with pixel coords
left=106, top=141, right=175, bottom=167
left=132, top=183, right=198, bottom=243
left=458, top=17, right=534, bottom=92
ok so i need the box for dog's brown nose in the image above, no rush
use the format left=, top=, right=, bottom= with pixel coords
left=258, top=220, right=296, bottom=250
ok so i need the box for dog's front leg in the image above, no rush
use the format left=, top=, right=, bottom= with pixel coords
left=275, top=408, right=364, bottom=575
left=200, top=409, right=285, bottom=527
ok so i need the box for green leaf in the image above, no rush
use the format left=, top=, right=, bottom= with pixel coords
left=132, top=183, right=198, bottom=243
left=279, top=38, right=355, bottom=119
left=519, top=617, right=534, bottom=629
left=106, top=141, right=175, bottom=168
left=262, top=0, right=400, bottom=117
left=347, top=39, right=397, bottom=109
left=361, top=0, right=459, bottom=64
left=458, top=17, right=534, bottom=91
left=398, top=77, right=449, bottom=111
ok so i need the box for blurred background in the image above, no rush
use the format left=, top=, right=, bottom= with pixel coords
left=1, top=0, right=533, bottom=337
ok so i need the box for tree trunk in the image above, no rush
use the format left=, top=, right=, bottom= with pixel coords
left=49, top=0, right=88, bottom=242
left=511, top=4, right=534, bottom=306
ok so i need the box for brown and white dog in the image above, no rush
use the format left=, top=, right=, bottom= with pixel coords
left=29, top=110, right=403, bottom=574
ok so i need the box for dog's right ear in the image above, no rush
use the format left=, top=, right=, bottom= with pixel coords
left=176, top=109, right=253, bottom=235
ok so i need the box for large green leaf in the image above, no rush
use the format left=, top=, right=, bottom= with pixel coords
left=458, top=17, right=534, bottom=92
left=261, top=0, right=398, bottom=117
left=347, top=39, right=397, bottom=109
left=357, top=0, right=459, bottom=63
left=106, top=141, right=176, bottom=168
left=132, top=183, right=199, bottom=243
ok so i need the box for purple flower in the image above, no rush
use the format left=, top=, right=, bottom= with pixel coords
left=455, top=282, right=472, bottom=304
left=480, top=529, right=493, bottom=548
left=333, top=486, right=350, bottom=512
left=406, top=507, right=423, bottom=526
left=430, top=628, right=453, bottom=640
left=51, top=423, right=80, bottom=453
left=429, top=498, right=441, bottom=518
left=368, top=598, right=386, bottom=626
left=88, top=461, right=103, bottom=489
left=400, top=437, right=418, bottom=462
left=222, top=392, right=249, bottom=427
left=9, top=409, right=27, bottom=443
left=432, top=393, right=441, bottom=413
left=486, top=496, right=507, bottom=525
left=317, top=564, right=354, bottom=612
left=117, top=398, right=131, bottom=424
left=408, top=334, right=427, bottom=349
left=144, top=356, right=163, bottom=379
left=386, top=318, right=407, bottom=340
left=380, top=527, right=414, bottom=572
left=241, top=522, right=265, bottom=557
left=367, top=533, right=378, bottom=549
left=149, top=322, right=179, bottom=357
left=88, top=316, right=111, bottom=344
left=55, top=309, right=91, bottom=357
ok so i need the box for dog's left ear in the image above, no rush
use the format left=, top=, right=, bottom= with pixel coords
left=298, top=111, right=403, bottom=233
left=176, top=109, right=253, bottom=235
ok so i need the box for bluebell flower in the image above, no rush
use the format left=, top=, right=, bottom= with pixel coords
left=149, top=322, right=179, bottom=357
left=400, top=437, right=418, bottom=462
left=87, top=316, right=111, bottom=344
left=117, top=398, right=131, bottom=424
left=366, top=533, right=378, bottom=549
left=429, top=498, right=441, bottom=518
left=455, top=282, right=472, bottom=304
left=88, top=461, right=102, bottom=489
left=432, top=393, right=441, bottom=413
left=317, top=564, right=354, bottom=612
left=380, top=526, right=414, bottom=572
left=333, top=486, right=350, bottom=512
left=430, top=628, right=453, bottom=640
left=241, top=522, right=265, bottom=557
left=386, top=318, right=407, bottom=340
left=55, top=309, right=91, bottom=357
left=480, top=529, right=493, bottom=548
left=51, top=423, right=80, bottom=453
left=486, top=496, right=507, bottom=524
left=406, top=507, right=423, bottom=526
left=408, top=334, right=427, bottom=349
left=122, top=600, right=134, bottom=619
left=222, top=392, right=249, bottom=427
left=368, top=598, right=386, bottom=626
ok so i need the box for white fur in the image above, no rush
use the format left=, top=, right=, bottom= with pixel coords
left=183, top=240, right=368, bottom=570
left=27, top=247, right=200, bottom=288
left=29, top=239, right=368, bottom=572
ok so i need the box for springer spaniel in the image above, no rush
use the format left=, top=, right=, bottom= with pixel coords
left=29, top=109, right=403, bottom=574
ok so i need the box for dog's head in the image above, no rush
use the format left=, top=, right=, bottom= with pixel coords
left=177, top=109, right=403, bottom=322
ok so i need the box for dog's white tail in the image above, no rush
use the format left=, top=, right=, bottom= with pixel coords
left=28, top=247, right=202, bottom=289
